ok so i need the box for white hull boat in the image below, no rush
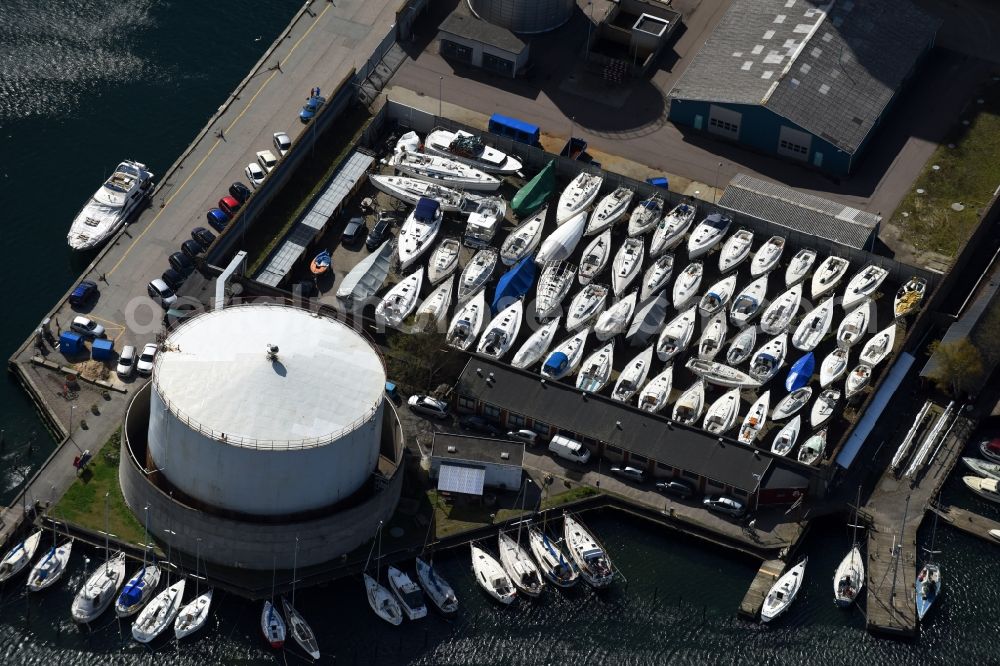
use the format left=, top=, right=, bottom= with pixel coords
left=820, top=347, right=850, bottom=387
left=627, top=196, right=664, bottom=237
left=612, top=237, right=644, bottom=296
left=389, top=149, right=501, bottom=191
left=798, top=430, right=827, bottom=465
left=376, top=269, right=423, bottom=330
left=650, top=203, right=696, bottom=255
left=175, top=589, right=214, bottom=640
left=535, top=210, right=586, bottom=264
left=369, top=174, right=466, bottom=212
left=578, top=230, right=612, bottom=285
left=528, top=527, right=578, bottom=588
left=761, top=559, right=807, bottom=623
left=566, top=284, right=608, bottom=331
left=336, top=238, right=394, bottom=304
left=844, top=364, right=872, bottom=398
left=414, top=277, right=453, bottom=331
left=365, top=573, right=403, bottom=625
left=0, top=530, right=42, bottom=583
left=536, top=262, right=576, bottom=320
left=834, top=547, right=865, bottom=608
left=586, top=187, right=633, bottom=235
left=458, top=248, right=498, bottom=303
left=785, top=248, right=817, bottom=287
left=477, top=300, right=524, bottom=359
left=672, top=261, right=703, bottom=310
left=577, top=341, right=615, bottom=393
left=471, top=543, right=518, bottom=604
left=501, top=210, right=546, bottom=265
left=718, top=229, right=753, bottom=273
left=811, top=256, right=850, bottom=299
left=792, top=296, right=834, bottom=352
left=638, top=365, right=673, bottom=413
left=626, top=291, right=669, bottom=345
left=512, top=318, right=561, bottom=369
left=672, top=380, right=706, bottom=425
left=687, top=213, right=732, bottom=259
left=738, top=391, right=770, bottom=445
left=595, top=292, right=637, bottom=341
left=699, top=274, right=737, bottom=317
left=282, top=596, right=321, bottom=659
left=656, top=306, right=697, bottom=362
left=749, top=334, right=787, bottom=384
left=71, top=552, right=127, bottom=624
left=837, top=301, right=871, bottom=348
left=611, top=345, right=653, bottom=402
left=133, top=579, right=185, bottom=644
left=730, top=275, right=768, bottom=328
left=760, top=283, right=802, bottom=335
left=427, top=237, right=461, bottom=284
left=895, top=277, right=927, bottom=318
left=703, top=388, right=741, bottom=434
left=963, top=476, right=1000, bottom=504
left=415, top=557, right=459, bottom=616
left=772, top=387, right=813, bottom=420
left=464, top=196, right=506, bottom=248
left=557, top=172, right=603, bottom=223
left=842, top=265, right=889, bottom=310
left=541, top=328, right=591, bottom=380
left=771, top=415, right=801, bottom=456
left=859, top=324, right=896, bottom=368
left=810, top=389, right=840, bottom=428
left=750, top=236, right=785, bottom=277
left=640, top=253, right=674, bottom=301
left=498, top=532, right=544, bottom=598
left=424, top=128, right=523, bottom=174
left=686, top=358, right=761, bottom=388
left=563, top=513, right=614, bottom=588
left=398, top=200, right=443, bottom=270
left=115, top=564, right=161, bottom=617
left=67, top=160, right=154, bottom=250
left=697, top=311, right=728, bottom=360
left=726, top=326, right=757, bottom=366
left=387, top=566, right=428, bottom=620
left=261, top=600, right=287, bottom=648
left=446, top=289, right=486, bottom=350
left=961, top=457, right=1000, bottom=482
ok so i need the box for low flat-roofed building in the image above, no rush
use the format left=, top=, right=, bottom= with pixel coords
left=431, top=433, right=524, bottom=493
left=438, top=12, right=530, bottom=78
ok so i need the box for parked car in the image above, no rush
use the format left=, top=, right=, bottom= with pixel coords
left=206, top=208, right=230, bottom=232
left=245, top=162, right=265, bottom=188
left=69, top=280, right=98, bottom=307
left=342, top=216, right=367, bottom=246
left=70, top=315, right=105, bottom=338
left=273, top=131, right=291, bottom=156
left=366, top=214, right=392, bottom=251
left=703, top=495, right=746, bottom=518
left=181, top=239, right=204, bottom=260
left=191, top=227, right=216, bottom=250
left=169, top=251, right=195, bottom=275
left=229, top=181, right=252, bottom=203
left=407, top=395, right=449, bottom=419
left=218, top=195, right=242, bottom=216
left=147, top=278, right=178, bottom=308
left=610, top=466, right=647, bottom=483
left=656, top=479, right=696, bottom=500
left=116, top=345, right=136, bottom=378
left=299, top=94, right=325, bottom=123
left=161, top=268, right=186, bottom=291
left=459, top=415, right=503, bottom=437
left=136, top=343, right=158, bottom=376
left=506, top=429, right=538, bottom=446
left=256, top=150, right=277, bottom=173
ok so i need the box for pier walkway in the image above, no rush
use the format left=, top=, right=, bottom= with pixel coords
left=930, top=503, right=1000, bottom=546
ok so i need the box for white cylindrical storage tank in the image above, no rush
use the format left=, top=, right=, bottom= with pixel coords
left=468, top=0, right=575, bottom=34
left=148, top=305, right=386, bottom=516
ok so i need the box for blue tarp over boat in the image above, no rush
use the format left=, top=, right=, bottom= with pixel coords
left=785, top=352, right=815, bottom=391
left=415, top=197, right=440, bottom=221
left=543, top=352, right=568, bottom=375
left=491, top=256, right=536, bottom=313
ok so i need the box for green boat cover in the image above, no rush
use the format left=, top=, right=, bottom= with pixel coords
left=511, top=160, right=555, bottom=218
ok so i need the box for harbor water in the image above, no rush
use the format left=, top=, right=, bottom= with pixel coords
left=1, top=1, right=998, bottom=663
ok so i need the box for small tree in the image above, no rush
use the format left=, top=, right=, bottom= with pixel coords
left=926, top=337, right=983, bottom=398
left=385, top=330, right=455, bottom=392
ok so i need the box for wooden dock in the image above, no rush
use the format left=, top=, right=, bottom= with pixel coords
left=930, top=504, right=1000, bottom=545
left=738, top=559, right=785, bottom=620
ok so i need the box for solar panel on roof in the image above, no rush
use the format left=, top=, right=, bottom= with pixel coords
left=438, top=465, right=486, bottom=496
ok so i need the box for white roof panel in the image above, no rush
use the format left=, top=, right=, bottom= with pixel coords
left=438, top=464, right=486, bottom=496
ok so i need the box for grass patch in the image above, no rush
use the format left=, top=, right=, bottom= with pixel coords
left=890, top=82, right=1000, bottom=258
left=245, top=103, right=376, bottom=276
left=53, top=428, right=147, bottom=547
left=428, top=485, right=601, bottom=538
left=541, top=485, right=600, bottom=510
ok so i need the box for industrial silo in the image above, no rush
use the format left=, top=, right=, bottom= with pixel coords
left=468, top=0, right=576, bottom=34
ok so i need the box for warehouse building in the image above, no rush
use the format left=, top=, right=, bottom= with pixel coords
left=438, top=12, right=530, bottom=78
left=430, top=433, right=524, bottom=495
left=667, top=0, right=939, bottom=175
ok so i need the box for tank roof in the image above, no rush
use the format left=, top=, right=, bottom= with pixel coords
left=154, top=305, right=385, bottom=447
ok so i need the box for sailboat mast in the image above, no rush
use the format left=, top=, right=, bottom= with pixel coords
left=194, top=537, right=201, bottom=597
left=851, top=486, right=860, bottom=548
left=292, top=536, right=299, bottom=607
left=142, top=503, right=150, bottom=569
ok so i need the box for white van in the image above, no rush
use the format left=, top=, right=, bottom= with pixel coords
left=548, top=435, right=591, bottom=464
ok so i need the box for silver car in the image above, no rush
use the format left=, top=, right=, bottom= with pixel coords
left=610, top=466, right=647, bottom=482
left=407, top=395, right=449, bottom=419
left=273, top=131, right=291, bottom=157
left=70, top=315, right=105, bottom=338
left=703, top=495, right=746, bottom=517
left=116, top=345, right=136, bottom=378
left=245, top=162, right=265, bottom=188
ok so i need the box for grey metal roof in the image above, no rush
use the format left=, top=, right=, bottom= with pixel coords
left=455, top=359, right=772, bottom=492
left=439, top=13, right=527, bottom=55
left=255, top=151, right=374, bottom=287
left=719, top=173, right=880, bottom=250
left=668, top=0, right=939, bottom=154
left=432, top=433, right=525, bottom=468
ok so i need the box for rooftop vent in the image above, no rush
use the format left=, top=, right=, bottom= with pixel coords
left=500, top=452, right=510, bottom=460
left=447, top=446, right=457, bottom=453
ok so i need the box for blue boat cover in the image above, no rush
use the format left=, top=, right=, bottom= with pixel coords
left=491, top=256, right=536, bottom=314
left=119, top=569, right=146, bottom=607
left=415, top=197, right=440, bottom=221
left=543, top=352, right=568, bottom=374
left=785, top=352, right=816, bottom=391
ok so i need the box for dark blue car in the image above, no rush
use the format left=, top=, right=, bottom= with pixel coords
left=69, top=280, right=98, bottom=307
left=206, top=208, right=230, bottom=232
left=299, top=95, right=325, bottom=123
